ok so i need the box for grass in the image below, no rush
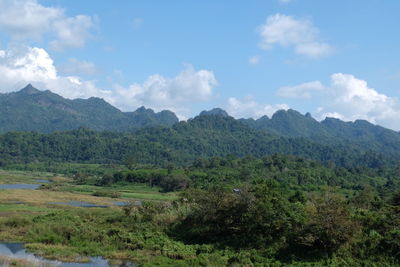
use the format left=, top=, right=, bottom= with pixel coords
left=0, top=169, right=55, bottom=184
left=0, top=203, right=53, bottom=213
left=59, top=183, right=178, bottom=201
left=0, top=168, right=179, bottom=264
left=119, top=191, right=176, bottom=201
left=0, top=189, right=126, bottom=207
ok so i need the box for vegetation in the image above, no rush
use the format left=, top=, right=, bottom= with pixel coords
left=0, top=154, right=399, bottom=266
left=0, top=85, right=178, bottom=133
left=0, top=115, right=396, bottom=169
left=1, top=86, right=400, bottom=169
left=1, top=91, right=400, bottom=265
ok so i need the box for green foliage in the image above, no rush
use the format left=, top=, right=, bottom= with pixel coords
left=0, top=115, right=396, bottom=169
left=0, top=85, right=178, bottom=133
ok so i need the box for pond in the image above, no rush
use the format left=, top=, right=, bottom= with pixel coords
left=48, top=201, right=108, bottom=208
left=0, top=179, right=50, bottom=190
left=0, top=242, right=136, bottom=266
left=0, top=184, right=42, bottom=190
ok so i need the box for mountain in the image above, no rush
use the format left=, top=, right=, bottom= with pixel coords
left=0, top=85, right=179, bottom=133
left=0, top=114, right=387, bottom=168
left=199, top=108, right=230, bottom=117
left=238, top=109, right=400, bottom=156
left=1, top=86, right=400, bottom=166
left=240, top=109, right=330, bottom=139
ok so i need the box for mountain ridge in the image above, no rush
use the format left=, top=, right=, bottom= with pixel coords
left=2, top=85, right=400, bottom=160
left=0, top=85, right=179, bottom=133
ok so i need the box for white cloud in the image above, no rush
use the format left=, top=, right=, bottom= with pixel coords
left=258, top=14, right=333, bottom=58
left=111, top=65, right=217, bottom=116
left=279, top=0, right=293, bottom=3
left=282, top=73, right=400, bottom=130
left=0, top=0, right=61, bottom=39
left=59, top=58, right=100, bottom=76
left=50, top=15, right=95, bottom=51
left=320, top=73, right=400, bottom=130
left=0, top=0, right=96, bottom=50
left=277, top=81, right=325, bottom=98
left=248, top=55, right=261, bottom=65
left=0, top=46, right=217, bottom=119
left=227, top=96, right=289, bottom=118
left=295, top=42, right=333, bottom=58
left=0, top=45, right=106, bottom=99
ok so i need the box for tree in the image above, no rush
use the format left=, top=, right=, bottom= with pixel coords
left=295, top=192, right=359, bottom=256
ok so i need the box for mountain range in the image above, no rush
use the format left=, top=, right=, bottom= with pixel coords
left=0, top=84, right=178, bottom=133
left=1, top=85, right=400, bottom=166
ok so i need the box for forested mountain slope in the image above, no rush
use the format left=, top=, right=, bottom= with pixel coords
left=1, top=86, right=400, bottom=167
left=0, top=115, right=391, bottom=168
left=0, top=85, right=178, bottom=132
left=238, top=108, right=400, bottom=156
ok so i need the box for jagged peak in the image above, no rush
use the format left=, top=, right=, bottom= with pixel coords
left=256, top=115, right=270, bottom=122
left=271, top=109, right=299, bottom=119
left=86, top=97, right=109, bottom=103
left=19, top=84, right=40, bottom=95
left=134, top=106, right=155, bottom=114
left=199, top=108, right=230, bottom=117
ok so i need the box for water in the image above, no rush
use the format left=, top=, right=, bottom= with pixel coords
left=0, top=179, right=50, bottom=190
left=48, top=201, right=108, bottom=208
left=0, top=242, right=135, bottom=267
left=0, top=184, right=41, bottom=190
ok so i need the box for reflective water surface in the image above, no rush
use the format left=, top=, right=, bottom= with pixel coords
left=48, top=201, right=108, bottom=208
left=0, top=184, right=41, bottom=190
left=0, top=242, right=135, bottom=266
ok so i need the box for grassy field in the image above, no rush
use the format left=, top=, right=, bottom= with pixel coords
left=0, top=168, right=180, bottom=264
left=0, top=169, right=55, bottom=184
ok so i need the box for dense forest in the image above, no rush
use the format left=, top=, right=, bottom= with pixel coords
left=0, top=116, right=393, bottom=169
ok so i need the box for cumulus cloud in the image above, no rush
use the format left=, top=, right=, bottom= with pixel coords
left=258, top=14, right=333, bottom=58
left=227, top=96, right=289, bottom=119
left=111, top=65, right=217, bottom=116
left=50, top=15, right=95, bottom=51
left=59, top=58, right=100, bottom=76
left=0, top=46, right=217, bottom=118
left=0, top=0, right=96, bottom=50
left=0, top=45, right=106, bottom=99
left=277, top=81, right=325, bottom=98
left=280, top=73, right=400, bottom=130
left=319, top=73, right=400, bottom=130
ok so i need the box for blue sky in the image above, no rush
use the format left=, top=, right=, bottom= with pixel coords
left=0, top=0, right=400, bottom=129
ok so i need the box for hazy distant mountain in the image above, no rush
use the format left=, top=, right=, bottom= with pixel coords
left=0, top=85, right=179, bottom=133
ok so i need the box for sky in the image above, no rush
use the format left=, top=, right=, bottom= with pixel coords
left=0, top=0, right=400, bottom=130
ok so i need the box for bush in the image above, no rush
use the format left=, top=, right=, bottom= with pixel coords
left=92, top=190, right=121, bottom=198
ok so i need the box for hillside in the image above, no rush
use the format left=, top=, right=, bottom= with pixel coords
left=0, top=114, right=391, bottom=168
left=239, top=108, right=400, bottom=157
left=1, top=86, right=400, bottom=167
left=0, top=85, right=179, bottom=133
